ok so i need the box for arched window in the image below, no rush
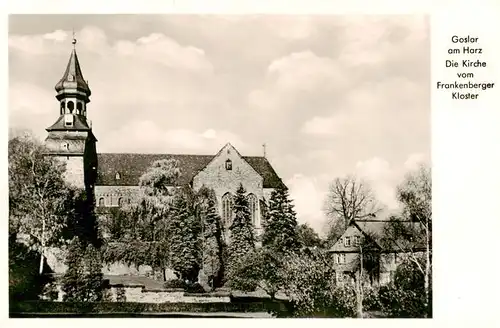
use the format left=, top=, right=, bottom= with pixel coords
left=98, top=197, right=105, bottom=207
left=76, top=102, right=83, bottom=115
left=118, top=197, right=123, bottom=207
left=225, top=159, right=232, bottom=170
left=247, top=194, right=258, bottom=226
left=60, top=101, right=65, bottom=115
left=67, top=101, right=74, bottom=114
left=115, top=172, right=121, bottom=180
left=221, top=193, right=234, bottom=226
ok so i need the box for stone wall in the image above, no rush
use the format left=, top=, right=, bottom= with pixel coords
left=106, top=286, right=231, bottom=303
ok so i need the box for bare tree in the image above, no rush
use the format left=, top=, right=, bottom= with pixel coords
left=323, top=175, right=382, bottom=243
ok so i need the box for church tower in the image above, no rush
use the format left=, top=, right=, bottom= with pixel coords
left=45, top=37, right=98, bottom=197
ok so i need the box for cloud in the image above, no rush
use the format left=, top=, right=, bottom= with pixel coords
left=9, top=16, right=430, bottom=234
left=99, top=120, right=244, bottom=154
left=286, top=174, right=328, bottom=233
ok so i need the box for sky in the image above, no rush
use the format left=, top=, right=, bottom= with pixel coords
left=8, top=14, right=430, bottom=235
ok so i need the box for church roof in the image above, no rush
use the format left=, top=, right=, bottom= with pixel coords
left=96, top=153, right=284, bottom=189
left=46, top=114, right=90, bottom=131
left=54, top=49, right=91, bottom=96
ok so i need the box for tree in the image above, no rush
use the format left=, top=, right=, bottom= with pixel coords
left=323, top=175, right=382, bottom=245
left=9, top=134, right=77, bottom=274
left=227, top=184, right=255, bottom=279
left=169, top=189, right=202, bottom=282
left=61, top=238, right=105, bottom=302
left=382, top=164, right=432, bottom=317
left=202, top=197, right=224, bottom=290
left=296, top=223, right=323, bottom=248
left=230, top=247, right=284, bottom=299
left=262, top=184, right=301, bottom=253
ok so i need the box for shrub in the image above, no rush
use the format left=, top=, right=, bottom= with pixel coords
left=163, top=279, right=186, bottom=289
left=362, top=287, right=382, bottom=311
left=185, top=282, right=206, bottom=294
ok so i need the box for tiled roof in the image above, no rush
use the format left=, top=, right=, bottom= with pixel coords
left=354, top=220, right=426, bottom=251
left=46, top=114, right=90, bottom=131
left=55, top=49, right=91, bottom=96
left=96, top=153, right=284, bottom=188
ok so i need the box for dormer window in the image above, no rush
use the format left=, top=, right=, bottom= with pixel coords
left=115, top=172, right=121, bottom=180
left=225, top=159, right=232, bottom=170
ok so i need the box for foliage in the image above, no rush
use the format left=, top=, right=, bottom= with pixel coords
left=9, top=234, right=52, bottom=302
left=61, top=238, right=105, bottom=302
left=139, top=158, right=181, bottom=196
left=230, top=247, right=284, bottom=299
left=296, top=223, right=323, bottom=248
left=227, top=184, right=255, bottom=280
left=163, top=279, right=187, bottom=289
left=8, top=134, right=79, bottom=269
left=185, top=282, right=207, bottom=294
left=262, top=184, right=301, bottom=253
left=323, top=175, right=382, bottom=245
left=10, top=299, right=290, bottom=316
left=378, top=264, right=429, bottom=318
left=169, top=190, right=202, bottom=282
left=202, top=197, right=224, bottom=289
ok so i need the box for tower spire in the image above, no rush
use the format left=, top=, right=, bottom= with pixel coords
left=72, top=28, right=77, bottom=49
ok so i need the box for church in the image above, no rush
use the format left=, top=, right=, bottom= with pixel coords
left=44, top=39, right=284, bottom=237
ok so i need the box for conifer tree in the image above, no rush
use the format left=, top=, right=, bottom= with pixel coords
left=227, top=184, right=255, bottom=279
left=262, top=184, right=301, bottom=254
left=202, top=198, right=224, bottom=290
left=169, top=190, right=202, bottom=283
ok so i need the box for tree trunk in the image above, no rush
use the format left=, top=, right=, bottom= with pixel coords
left=39, top=218, right=46, bottom=275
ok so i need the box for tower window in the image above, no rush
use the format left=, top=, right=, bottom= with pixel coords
left=225, top=159, right=232, bottom=170
left=98, top=197, right=105, bottom=207
left=67, top=101, right=74, bottom=114
left=77, top=102, right=83, bottom=115
left=118, top=198, right=123, bottom=207
left=60, top=101, right=65, bottom=115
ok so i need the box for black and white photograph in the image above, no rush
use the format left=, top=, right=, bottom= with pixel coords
left=8, top=14, right=431, bottom=318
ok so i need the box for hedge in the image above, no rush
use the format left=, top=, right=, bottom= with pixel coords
left=10, top=300, right=290, bottom=316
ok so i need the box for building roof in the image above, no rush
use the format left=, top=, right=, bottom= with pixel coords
left=46, top=114, right=90, bottom=131
left=54, top=49, right=91, bottom=96
left=96, top=153, right=284, bottom=189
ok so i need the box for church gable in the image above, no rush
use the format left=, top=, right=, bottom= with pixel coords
left=192, top=143, right=264, bottom=203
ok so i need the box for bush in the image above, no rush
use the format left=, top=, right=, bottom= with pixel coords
left=362, top=287, right=382, bottom=311
left=185, top=282, right=206, bottom=294
left=10, top=300, right=290, bottom=315
left=163, top=279, right=186, bottom=289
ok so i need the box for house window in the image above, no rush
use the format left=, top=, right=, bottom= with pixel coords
left=344, top=237, right=351, bottom=247
left=247, top=193, right=258, bottom=226
left=354, top=236, right=360, bottom=246
left=334, top=254, right=339, bottom=264
left=98, top=197, right=105, bottom=207
left=340, top=254, right=346, bottom=264
left=222, top=193, right=234, bottom=226
left=118, top=198, right=123, bottom=207
left=338, top=237, right=342, bottom=245
left=225, top=159, right=232, bottom=170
